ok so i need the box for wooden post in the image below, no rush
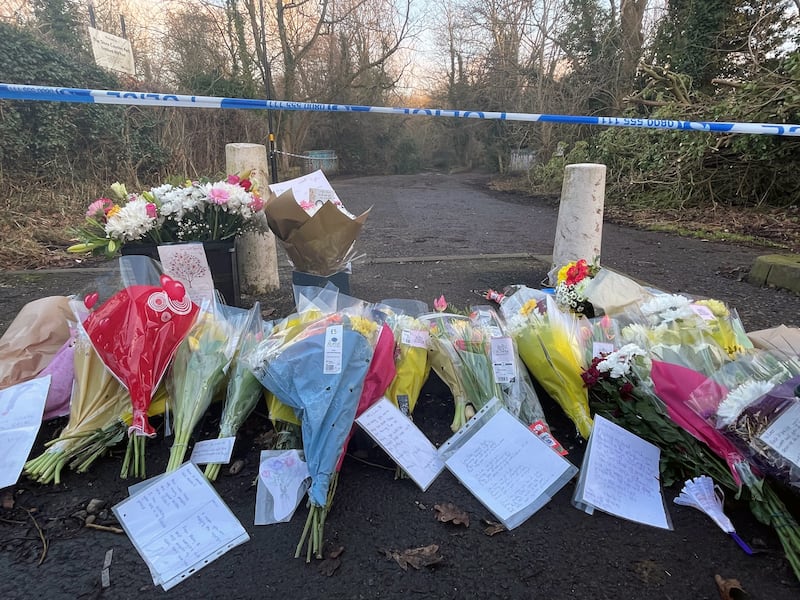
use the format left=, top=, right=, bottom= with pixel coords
left=225, top=143, right=280, bottom=294
left=551, top=163, right=606, bottom=284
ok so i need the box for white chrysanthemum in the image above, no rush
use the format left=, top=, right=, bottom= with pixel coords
left=715, top=380, right=774, bottom=427
left=641, top=293, right=695, bottom=324
left=621, top=323, right=650, bottom=348
left=104, top=198, right=156, bottom=242
left=597, top=343, right=647, bottom=378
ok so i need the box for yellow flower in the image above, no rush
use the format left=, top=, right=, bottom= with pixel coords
left=520, top=299, right=539, bottom=316
left=349, top=315, right=378, bottom=340
left=557, top=263, right=573, bottom=284
left=106, top=205, right=121, bottom=218
left=696, top=299, right=729, bottom=317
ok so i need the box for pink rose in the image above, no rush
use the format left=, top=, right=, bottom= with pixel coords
left=145, top=203, right=157, bottom=218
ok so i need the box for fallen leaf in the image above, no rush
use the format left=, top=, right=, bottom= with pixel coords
left=228, top=459, right=245, bottom=475
left=326, top=545, right=345, bottom=559
left=317, top=543, right=344, bottom=575
left=1, top=491, right=14, bottom=510
left=318, top=557, right=341, bottom=576
left=383, top=544, right=443, bottom=571
left=715, top=574, right=748, bottom=600
left=482, top=519, right=506, bottom=536
left=433, top=502, right=470, bottom=527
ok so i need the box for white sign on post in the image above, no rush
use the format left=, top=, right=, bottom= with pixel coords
left=88, top=27, right=135, bottom=76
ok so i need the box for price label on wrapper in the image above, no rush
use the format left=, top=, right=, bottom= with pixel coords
left=490, top=337, right=516, bottom=384
left=324, top=325, right=343, bottom=375
left=401, top=329, right=429, bottom=349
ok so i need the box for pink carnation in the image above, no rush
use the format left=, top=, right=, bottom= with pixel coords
left=208, top=187, right=230, bottom=205
left=86, top=197, right=113, bottom=219
left=226, top=174, right=240, bottom=185
left=145, top=203, right=157, bottom=218
left=249, top=194, right=264, bottom=212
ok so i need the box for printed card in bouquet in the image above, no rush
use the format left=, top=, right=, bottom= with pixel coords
left=439, top=398, right=577, bottom=530
left=157, top=243, right=214, bottom=306
left=356, top=397, right=446, bottom=491
left=113, top=462, right=249, bottom=590
left=572, top=414, right=673, bottom=529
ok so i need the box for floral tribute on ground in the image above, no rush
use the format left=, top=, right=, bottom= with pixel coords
left=68, top=172, right=267, bottom=256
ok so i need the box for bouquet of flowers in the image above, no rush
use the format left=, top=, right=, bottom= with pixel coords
left=68, top=173, right=267, bottom=257
left=165, top=299, right=249, bottom=472
left=618, top=293, right=750, bottom=375
left=248, top=306, right=382, bottom=560
left=82, top=274, right=199, bottom=478
left=506, top=293, right=594, bottom=439
left=419, top=299, right=504, bottom=432
left=590, top=349, right=800, bottom=581
left=205, top=304, right=269, bottom=481
left=552, top=258, right=599, bottom=316
left=687, top=351, right=800, bottom=490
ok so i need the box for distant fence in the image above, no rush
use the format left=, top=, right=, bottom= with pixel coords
left=2, top=83, right=800, bottom=137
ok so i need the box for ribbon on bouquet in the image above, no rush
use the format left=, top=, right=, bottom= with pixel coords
left=1, top=83, right=799, bottom=137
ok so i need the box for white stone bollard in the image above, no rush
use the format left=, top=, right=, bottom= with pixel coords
left=550, top=163, right=606, bottom=284
left=225, top=143, right=280, bottom=294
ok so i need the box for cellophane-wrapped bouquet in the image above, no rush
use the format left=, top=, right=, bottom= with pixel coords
left=418, top=304, right=503, bottom=432
left=165, top=299, right=250, bottom=473
left=205, top=304, right=269, bottom=481
left=687, top=351, right=800, bottom=490
left=248, top=304, right=382, bottom=560
left=505, top=292, right=593, bottom=439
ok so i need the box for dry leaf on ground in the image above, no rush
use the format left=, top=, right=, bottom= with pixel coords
left=433, top=502, right=470, bottom=527
left=482, top=518, right=506, bottom=536
left=715, top=574, right=748, bottom=600
left=383, top=544, right=443, bottom=571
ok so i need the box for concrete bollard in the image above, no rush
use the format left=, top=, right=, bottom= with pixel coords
left=550, top=163, right=606, bottom=283
left=225, top=143, right=280, bottom=294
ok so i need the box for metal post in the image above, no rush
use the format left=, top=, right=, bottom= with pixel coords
left=258, top=0, right=279, bottom=184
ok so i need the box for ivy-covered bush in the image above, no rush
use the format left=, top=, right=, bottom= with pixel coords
left=0, top=22, right=171, bottom=180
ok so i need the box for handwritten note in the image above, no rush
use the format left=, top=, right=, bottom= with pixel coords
left=157, top=243, right=214, bottom=307
left=572, top=415, right=671, bottom=529
left=759, top=402, right=800, bottom=468
left=190, top=437, right=236, bottom=465
left=356, top=398, right=445, bottom=491
left=441, top=404, right=577, bottom=530
left=0, top=376, right=49, bottom=489
left=268, top=170, right=341, bottom=205
left=113, top=463, right=249, bottom=591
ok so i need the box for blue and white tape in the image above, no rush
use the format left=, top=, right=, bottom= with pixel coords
left=1, top=82, right=799, bottom=137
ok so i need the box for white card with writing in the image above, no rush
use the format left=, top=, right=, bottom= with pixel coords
left=0, top=376, right=49, bottom=489
left=759, top=402, right=800, bottom=468
left=157, top=243, right=214, bottom=306
left=572, top=414, right=672, bottom=529
left=439, top=398, right=577, bottom=530
left=592, top=341, right=615, bottom=358
left=268, top=170, right=340, bottom=205
left=113, top=462, right=250, bottom=591
left=190, top=437, right=236, bottom=465
left=356, top=397, right=445, bottom=491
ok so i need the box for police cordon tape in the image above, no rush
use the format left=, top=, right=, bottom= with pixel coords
left=2, top=82, right=800, bottom=137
